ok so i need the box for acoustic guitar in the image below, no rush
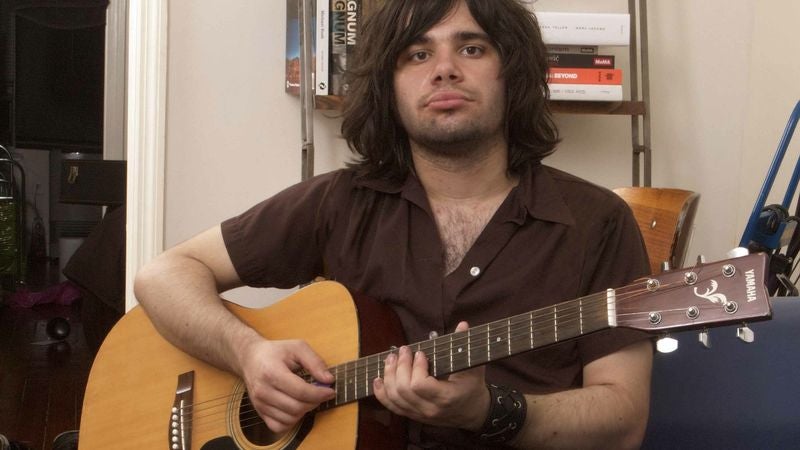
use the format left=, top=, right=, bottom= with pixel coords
left=79, top=253, right=771, bottom=449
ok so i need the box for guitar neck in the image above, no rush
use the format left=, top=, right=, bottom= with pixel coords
left=315, top=290, right=617, bottom=410
left=311, top=253, right=772, bottom=411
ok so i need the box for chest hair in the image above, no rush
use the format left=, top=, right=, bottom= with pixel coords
left=430, top=198, right=505, bottom=275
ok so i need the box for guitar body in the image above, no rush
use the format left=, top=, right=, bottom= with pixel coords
left=79, top=281, right=407, bottom=449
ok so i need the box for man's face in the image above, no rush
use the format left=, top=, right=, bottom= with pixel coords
left=393, top=1, right=506, bottom=158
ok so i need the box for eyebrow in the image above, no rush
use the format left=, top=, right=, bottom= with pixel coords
left=411, top=30, right=493, bottom=46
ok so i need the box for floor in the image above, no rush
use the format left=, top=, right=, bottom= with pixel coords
left=0, top=295, right=92, bottom=449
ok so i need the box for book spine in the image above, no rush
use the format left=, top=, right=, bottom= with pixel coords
left=548, top=84, right=623, bottom=101
left=343, top=0, right=361, bottom=95
left=536, top=12, right=630, bottom=46
left=547, top=68, right=622, bottom=85
left=316, top=0, right=329, bottom=95
left=547, top=53, right=615, bottom=68
left=330, top=0, right=348, bottom=96
left=285, top=0, right=301, bottom=95
left=546, top=45, right=598, bottom=55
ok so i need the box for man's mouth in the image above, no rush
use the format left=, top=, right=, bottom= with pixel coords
left=425, top=91, right=470, bottom=110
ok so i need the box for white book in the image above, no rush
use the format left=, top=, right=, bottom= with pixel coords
left=546, top=45, right=598, bottom=55
left=535, top=12, right=630, bottom=46
left=315, top=0, right=329, bottom=95
left=548, top=83, right=623, bottom=101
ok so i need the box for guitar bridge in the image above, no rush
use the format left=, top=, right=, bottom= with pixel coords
left=169, top=371, right=194, bottom=450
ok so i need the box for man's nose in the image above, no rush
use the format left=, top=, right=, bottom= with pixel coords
left=431, top=52, right=463, bottom=83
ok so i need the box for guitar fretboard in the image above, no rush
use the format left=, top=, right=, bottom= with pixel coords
left=313, top=290, right=616, bottom=411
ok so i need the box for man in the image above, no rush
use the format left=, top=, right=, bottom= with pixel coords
left=135, top=0, right=653, bottom=448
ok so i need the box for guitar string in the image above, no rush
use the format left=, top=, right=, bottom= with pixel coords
left=322, top=281, right=699, bottom=384
left=177, top=269, right=722, bottom=428
left=174, top=269, right=734, bottom=431
left=183, top=294, right=724, bottom=436
left=184, top=286, right=682, bottom=434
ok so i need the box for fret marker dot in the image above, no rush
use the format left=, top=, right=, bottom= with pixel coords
left=458, top=347, right=463, bottom=353
left=470, top=266, right=481, bottom=277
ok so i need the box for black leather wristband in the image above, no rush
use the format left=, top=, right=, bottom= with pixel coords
left=472, top=383, right=528, bottom=445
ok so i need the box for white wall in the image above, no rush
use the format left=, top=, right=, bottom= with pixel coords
left=163, top=0, right=800, bottom=305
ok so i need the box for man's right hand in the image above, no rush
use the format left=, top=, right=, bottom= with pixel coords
left=237, top=338, right=336, bottom=434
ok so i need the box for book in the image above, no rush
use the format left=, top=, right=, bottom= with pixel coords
left=285, top=0, right=316, bottom=95
left=546, top=45, right=599, bottom=55
left=316, top=0, right=329, bottom=95
left=547, top=53, right=614, bottom=68
left=547, top=68, right=622, bottom=85
left=535, top=12, right=630, bottom=46
left=548, top=83, right=623, bottom=101
left=343, top=0, right=361, bottom=95
left=330, top=1, right=348, bottom=96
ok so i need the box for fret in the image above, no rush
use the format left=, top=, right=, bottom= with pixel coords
left=353, top=358, right=362, bottom=402
left=334, top=364, right=343, bottom=405
left=509, top=315, right=530, bottom=355
left=581, top=296, right=613, bottom=334
left=450, top=330, right=470, bottom=372
left=553, top=304, right=559, bottom=342
left=485, top=323, right=490, bottom=362
left=344, top=360, right=353, bottom=403
left=579, top=298, right=584, bottom=335
left=467, top=328, right=472, bottom=369
left=431, top=338, right=439, bottom=377
left=362, top=354, right=375, bottom=398
left=449, top=333, right=454, bottom=373
left=487, top=320, right=509, bottom=362
left=529, top=311, right=534, bottom=349
left=507, top=318, right=512, bottom=355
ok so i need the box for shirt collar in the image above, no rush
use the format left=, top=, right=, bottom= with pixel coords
left=508, top=163, right=576, bottom=227
left=354, top=170, right=429, bottom=205
left=353, top=163, right=576, bottom=227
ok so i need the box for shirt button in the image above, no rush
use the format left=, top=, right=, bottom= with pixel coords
left=470, top=266, right=481, bottom=277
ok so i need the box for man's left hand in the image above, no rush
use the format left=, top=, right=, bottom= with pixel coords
left=372, top=321, right=490, bottom=430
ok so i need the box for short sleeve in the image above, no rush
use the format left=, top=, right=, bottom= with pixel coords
left=220, top=171, right=344, bottom=289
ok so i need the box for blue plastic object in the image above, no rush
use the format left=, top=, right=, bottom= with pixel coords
left=739, top=100, right=800, bottom=249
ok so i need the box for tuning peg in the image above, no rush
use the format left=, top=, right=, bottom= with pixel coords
left=656, top=335, right=679, bottom=353
left=660, top=261, right=670, bottom=273
left=696, top=254, right=707, bottom=264
left=736, top=324, right=755, bottom=343
left=698, top=329, right=711, bottom=349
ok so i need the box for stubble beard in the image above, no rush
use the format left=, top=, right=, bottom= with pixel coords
left=405, top=111, right=505, bottom=161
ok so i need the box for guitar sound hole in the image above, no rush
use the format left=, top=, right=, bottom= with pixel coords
left=239, top=392, right=281, bottom=445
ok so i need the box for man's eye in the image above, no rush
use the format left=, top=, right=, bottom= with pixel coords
left=410, top=51, right=429, bottom=62
left=462, top=46, right=484, bottom=57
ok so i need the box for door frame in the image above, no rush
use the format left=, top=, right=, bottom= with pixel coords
left=124, top=0, right=167, bottom=311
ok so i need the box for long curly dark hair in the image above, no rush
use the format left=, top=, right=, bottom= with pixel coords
left=341, top=0, right=560, bottom=182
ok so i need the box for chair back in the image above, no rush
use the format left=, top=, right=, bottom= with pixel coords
left=613, top=187, right=700, bottom=273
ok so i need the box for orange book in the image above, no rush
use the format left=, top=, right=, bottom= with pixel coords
left=547, top=68, right=623, bottom=85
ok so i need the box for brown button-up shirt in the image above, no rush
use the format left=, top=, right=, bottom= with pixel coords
left=222, top=163, right=651, bottom=396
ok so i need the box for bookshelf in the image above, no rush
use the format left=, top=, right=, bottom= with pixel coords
left=298, top=0, right=652, bottom=186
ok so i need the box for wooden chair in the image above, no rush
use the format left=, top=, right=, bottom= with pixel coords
left=613, top=187, right=700, bottom=274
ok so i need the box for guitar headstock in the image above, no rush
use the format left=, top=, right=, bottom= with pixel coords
left=616, top=253, right=772, bottom=334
